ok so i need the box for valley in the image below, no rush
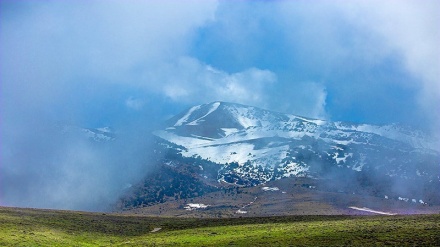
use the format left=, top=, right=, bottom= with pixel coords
left=120, top=177, right=440, bottom=218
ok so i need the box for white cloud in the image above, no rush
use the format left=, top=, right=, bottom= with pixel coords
left=0, top=0, right=220, bottom=210
left=125, top=97, right=145, bottom=111
left=336, top=0, right=440, bottom=102
left=332, top=0, right=440, bottom=134
left=275, top=81, right=328, bottom=120
left=144, top=57, right=277, bottom=107
left=212, top=67, right=277, bottom=105
left=309, top=84, right=328, bottom=119
left=0, top=1, right=219, bottom=102
left=277, top=0, right=439, bottom=127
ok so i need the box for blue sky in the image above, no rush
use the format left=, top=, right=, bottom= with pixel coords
left=1, top=0, right=439, bottom=210
left=1, top=0, right=439, bottom=129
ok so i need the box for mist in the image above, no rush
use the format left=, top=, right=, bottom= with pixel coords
left=1, top=0, right=439, bottom=211
left=0, top=83, right=163, bottom=211
left=0, top=0, right=216, bottom=210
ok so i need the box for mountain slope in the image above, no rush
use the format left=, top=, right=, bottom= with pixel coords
left=118, top=102, right=440, bottom=212
left=154, top=102, right=439, bottom=185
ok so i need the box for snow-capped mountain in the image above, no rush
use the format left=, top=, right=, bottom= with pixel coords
left=117, top=101, right=440, bottom=211
left=61, top=125, right=116, bottom=142
left=154, top=102, right=439, bottom=185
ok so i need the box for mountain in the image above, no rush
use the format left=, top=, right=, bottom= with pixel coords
left=154, top=102, right=438, bottom=184
left=60, top=125, right=116, bottom=142
left=117, top=102, right=440, bottom=214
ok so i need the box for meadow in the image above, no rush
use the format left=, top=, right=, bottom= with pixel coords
left=1, top=206, right=439, bottom=246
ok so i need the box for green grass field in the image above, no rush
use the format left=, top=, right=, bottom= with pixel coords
left=1, top=206, right=439, bottom=246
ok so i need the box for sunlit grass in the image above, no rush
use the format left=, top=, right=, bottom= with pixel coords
left=1, top=207, right=439, bottom=246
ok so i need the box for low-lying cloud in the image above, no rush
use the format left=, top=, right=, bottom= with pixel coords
left=0, top=1, right=219, bottom=210
left=148, top=57, right=277, bottom=107
left=1, top=0, right=438, bottom=210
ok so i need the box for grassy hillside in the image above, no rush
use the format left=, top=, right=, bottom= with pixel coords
left=123, top=177, right=440, bottom=217
left=1, top=206, right=439, bottom=246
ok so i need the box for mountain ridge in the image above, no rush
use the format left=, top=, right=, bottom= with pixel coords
left=117, top=101, right=440, bottom=212
left=154, top=102, right=438, bottom=183
left=161, top=101, right=437, bottom=151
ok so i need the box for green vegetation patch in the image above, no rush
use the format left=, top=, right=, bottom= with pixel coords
left=1, top=207, right=439, bottom=246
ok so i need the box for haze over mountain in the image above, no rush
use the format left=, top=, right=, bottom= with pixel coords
left=116, top=102, right=439, bottom=215
left=1, top=1, right=439, bottom=211
left=156, top=102, right=438, bottom=181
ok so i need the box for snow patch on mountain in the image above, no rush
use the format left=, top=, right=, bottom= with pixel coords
left=334, top=122, right=437, bottom=151
left=221, top=128, right=239, bottom=137
left=155, top=102, right=439, bottom=185
left=262, top=187, right=279, bottom=191
left=61, top=125, right=115, bottom=142
left=187, top=102, right=220, bottom=126
left=282, top=162, right=309, bottom=177
left=174, top=105, right=202, bottom=126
